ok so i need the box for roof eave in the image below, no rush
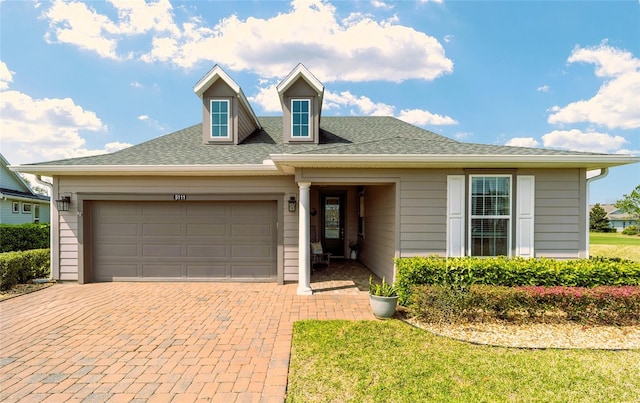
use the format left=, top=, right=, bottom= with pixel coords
left=269, top=154, right=640, bottom=170
left=10, top=163, right=284, bottom=177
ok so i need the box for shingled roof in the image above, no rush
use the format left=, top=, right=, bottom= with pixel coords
left=21, top=116, right=608, bottom=165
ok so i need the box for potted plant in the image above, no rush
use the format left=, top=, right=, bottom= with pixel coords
left=368, top=276, right=398, bottom=319
left=348, top=240, right=359, bottom=260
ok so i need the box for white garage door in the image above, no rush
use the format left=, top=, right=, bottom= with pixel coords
left=91, top=201, right=277, bottom=282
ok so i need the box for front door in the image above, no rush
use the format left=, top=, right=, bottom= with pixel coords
left=321, top=192, right=345, bottom=257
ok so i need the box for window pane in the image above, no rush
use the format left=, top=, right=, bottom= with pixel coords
left=471, top=218, right=509, bottom=256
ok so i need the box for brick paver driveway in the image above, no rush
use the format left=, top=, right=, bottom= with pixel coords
left=1, top=281, right=374, bottom=402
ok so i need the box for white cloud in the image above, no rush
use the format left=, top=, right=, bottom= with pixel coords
left=325, top=90, right=395, bottom=115
left=536, top=85, right=549, bottom=92
left=0, top=83, right=131, bottom=164
left=42, top=0, right=453, bottom=83
left=548, top=43, right=640, bottom=130
left=137, top=114, right=166, bottom=131
left=0, top=61, right=14, bottom=90
left=505, top=137, right=540, bottom=148
left=130, top=81, right=143, bottom=88
left=247, top=83, right=281, bottom=113
left=444, top=35, right=454, bottom=43
left=397, top=109, right=458, bottom=126
left=43, top=0, right=178, bottom=60
left=541, top=129, right=628, bottom=153
left=371, top=0, right=393, bottom=9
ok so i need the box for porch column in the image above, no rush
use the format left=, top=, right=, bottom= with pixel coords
left=297, top=182, right=313, bottom=295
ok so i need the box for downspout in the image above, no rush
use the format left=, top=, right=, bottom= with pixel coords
left=585, top=168, right=609, bottom=258
left=34, top=175, right=54, bottom=282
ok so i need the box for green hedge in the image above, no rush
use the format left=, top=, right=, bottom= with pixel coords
left=0, top=223, right=50, bottom=252
left=395, top=256, right=640, bottom=306
left=408, top=285, right=640, bottom=326
left=0, top=249, right=50, bottom=290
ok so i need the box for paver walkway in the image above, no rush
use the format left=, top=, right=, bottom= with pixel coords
left=0, top=264, right=375, bottom=402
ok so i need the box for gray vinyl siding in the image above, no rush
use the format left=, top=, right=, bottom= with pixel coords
left=398, top=170, right=450, bottom=257
left=524, top=168, right=586, bottom=258
left=237, top=102, right=257, bottom=143
left=360, top=184, right=396, bottom=282
left=54, top=175, right=298, bottom=282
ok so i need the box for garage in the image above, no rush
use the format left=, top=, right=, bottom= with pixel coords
left=90, top=200, right=277, bottom=282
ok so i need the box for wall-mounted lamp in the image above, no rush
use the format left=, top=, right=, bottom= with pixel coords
left=288, top=196, right=297, bottom=213
left=55, top=195, right=71, bottom=212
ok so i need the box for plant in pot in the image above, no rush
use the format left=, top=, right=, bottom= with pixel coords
left=348, top=240, right=359, bottom=260
left=368, top=276, right=398, bottom=319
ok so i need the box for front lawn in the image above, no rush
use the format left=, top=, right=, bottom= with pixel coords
left=287, top=320, right=640, bottom=403
left=590, top=232, right=640, bottom=262
left=590, top=232, right=640, bottom=245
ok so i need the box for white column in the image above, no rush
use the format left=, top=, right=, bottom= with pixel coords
left=297, top=182, right=313, bottom=295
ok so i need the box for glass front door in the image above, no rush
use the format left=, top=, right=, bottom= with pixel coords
left=322, top=193, right=345, bottom=257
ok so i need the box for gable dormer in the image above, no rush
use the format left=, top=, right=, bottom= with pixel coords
left=194, top=65, right=260, bottom=145
left=276, top=64, right=324, bottom=144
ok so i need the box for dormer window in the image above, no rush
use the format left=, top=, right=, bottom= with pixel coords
left=291, top=99, right=310, bottom=138
left=210, top=99, right=230, bottom=138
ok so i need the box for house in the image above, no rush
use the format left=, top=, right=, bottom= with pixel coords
left=599, top=204, right=638, bottom=232
left=1, top=153, right=50, bottom=225
left=12, top=64, right=640, bottom=294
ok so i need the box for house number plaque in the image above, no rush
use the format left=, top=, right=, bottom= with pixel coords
left=173, top=194, right=187, bottom=201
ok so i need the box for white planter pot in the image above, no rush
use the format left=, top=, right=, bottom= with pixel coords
left=369, top=294, right=398, bottom=319
left=350, top=250, right=357, bottom=260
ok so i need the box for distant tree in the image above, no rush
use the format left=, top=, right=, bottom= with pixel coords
left=19, top=173, right=50, bottom=196
left=615, top=185, right=640, bottom=235
left=589, top=203, right=611, bottom=232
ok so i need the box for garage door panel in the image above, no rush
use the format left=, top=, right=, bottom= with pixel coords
left=142, top=265, right=183, bottom=277
left=232, top=203, right=272, bottom=216
left=231, top=224, right=272, bottom=237
left=92, top=200, right=277, bottom=282
left=142, top=223, right=182, bottom=236
left=142, top=244, right=183, bottom=257
left=96, top=264, right=138, bottom=280
left=232, top=244, right=272, bottom=258
left=232, top=265, right=272, bottom=278
left=186, top=203, right=227, bottom=216
left=186, top=224, right=227, bottom=237
left=142, top=204, right=182, bottom=215
left=97, top=223, right=139, bottom=237
left=95, top=244, right=139, bottom=258
left=187, top=245, right=227, bottom=258
left=187, top=265, right=227, bottom=278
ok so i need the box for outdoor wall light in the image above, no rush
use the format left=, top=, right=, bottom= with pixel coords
left=55, top=195, right=71, bottom=212
left=288, top=196, right=297, bottom=213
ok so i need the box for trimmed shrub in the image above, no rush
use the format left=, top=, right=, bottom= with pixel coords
left=408, top=284, right=640, bottom=326
left=0, top=223, right=50, bottom=252
left=395, top=256, right=640, bottom=306
left=622, top=225, right=639, bottom=236
left=0, top=249, right=50, bottom=290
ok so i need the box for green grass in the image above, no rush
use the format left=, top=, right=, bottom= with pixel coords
left=287, top=320, right=640, bottom=403
left=590, top=232, right=640, bottom=245
left=590, top=232, right=640, bottom=262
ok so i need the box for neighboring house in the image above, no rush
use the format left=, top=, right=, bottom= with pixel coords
left=1, top=153, right=50, bottom=225
left=598, top=204, right=638, bottom=232
left=13, top=64, right=640, bottom=294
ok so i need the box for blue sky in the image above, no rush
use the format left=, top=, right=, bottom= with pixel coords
left=1, top=0, right=638, bottom=204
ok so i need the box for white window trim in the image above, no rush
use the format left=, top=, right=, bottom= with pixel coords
left=210, top=99, right=230, bottom=138
left=12, top=201, right=20, bottom=214
left=22, top=202, right=32, bottom=214
left=468, top=174, right=512, bottom=257
left=291, top=99, right=311, bottom=138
